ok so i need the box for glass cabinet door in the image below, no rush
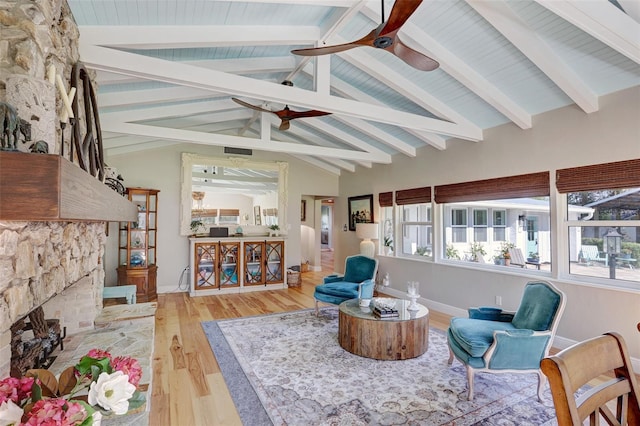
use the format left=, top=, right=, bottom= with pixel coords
left=265, top=241, right=284, bottom=284
left=244, top=242, right=264, bottom=285
left=219, top=242, right=240, bottom=287
left=195, top=243, right=217, bottom=291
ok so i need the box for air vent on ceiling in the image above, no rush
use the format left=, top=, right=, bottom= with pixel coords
left=224, top=147, right=252, bottom=156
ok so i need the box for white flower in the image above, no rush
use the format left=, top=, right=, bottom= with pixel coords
left=91, top=410, right=103, bottom=426
left=0, top=400, right=23, bottom=426
left=88, top=371, right=136, bottom=415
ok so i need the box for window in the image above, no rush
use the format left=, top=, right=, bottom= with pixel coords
left=565, top=188, right=640, bottom=284
left=219, top=209, right=240, bottom=225
left=473, top=209, right=488, bottom=242
left=400, top=203, right=432, bottom=257
left=436, top=172, right=550, bottom=266
left=379, top=192, right=394, bottom=255
left=558, top=160, right=640, bottom=286
left=451, top=209, right=467, bottom=243
left=395, top=187, right=432, bottom=259
left=493, top=210, right=506, bottom=241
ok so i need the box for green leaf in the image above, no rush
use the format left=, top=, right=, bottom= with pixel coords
left=127, top=390, right=146, bottom=411
left=76, top=356, right=112, bottom=378
left=31, top=381, right=42, bottom=402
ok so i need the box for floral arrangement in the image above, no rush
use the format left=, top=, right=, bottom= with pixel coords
left=0, top=349, right=144, bottom=426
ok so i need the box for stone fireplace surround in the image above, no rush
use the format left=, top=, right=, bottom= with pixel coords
left=0, top=221, right=106, bottom=378
left=0, top=0, right=129, bottom=378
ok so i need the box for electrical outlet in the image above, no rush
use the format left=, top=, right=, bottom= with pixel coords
left=495, top=296, right=502, bottom=306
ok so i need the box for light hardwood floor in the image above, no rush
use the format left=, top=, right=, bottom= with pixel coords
left=149, top=252, right=451, bottom=425
left=147, top=251, right=636, bottom=425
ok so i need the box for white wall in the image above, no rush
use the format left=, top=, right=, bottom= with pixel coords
left=105, top=144, right=338, bottom=293
left=334, top=87, right=640, bottom=359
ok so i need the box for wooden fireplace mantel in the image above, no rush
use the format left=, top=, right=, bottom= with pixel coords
left=0, top=152, right=138, bottom=222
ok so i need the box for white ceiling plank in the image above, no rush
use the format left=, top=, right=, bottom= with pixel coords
left=79, top=25, right=320, bottom=49
left=358, top=3, right=532, bottom=130
left=332, top=116, right=416, bottom=157
left=96, top=70, right=142, bottom=85
left=618, top=0, right=640, bottom=24
left=278, top=122, right=377, bottom=168
left=289, top=154, right=342, bottom=175
left=323, top=69, right=448, bottom=150
left=260, top=128, right=357, bottom=172
left=398, top=29, right=533, bottom=129
left=535, top=0, right=640, bottom=64
left=100, top=120, right=392, bottom=162
left=102, top=99, right=237, bottom=122
left=99, top=87, right=220, bottom=108
left=301, top=118, right=391, bottom=161
left=97, top=57, right=295, bottom=86
left=223, top=0, right=362, bottom=6
left=106, top=140, right=180, bottom=156
left=337, top=45, right=483, bottom=133
left=79, top=44, right=483, bottom=140
left=186, top=56, right=297, bottom=74
left=467, top=0, right=599, bottom=113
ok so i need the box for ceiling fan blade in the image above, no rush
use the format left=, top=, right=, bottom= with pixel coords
left=278, top=109, right=332, bottom=120
left=231, top=97, right=274, bottom=115
left=291, top=29, right=377, bottom=56
left=390, top=37, right=439, bottom=71
left=379, top=0, right=423, bottom=36
left=278, top=119, right=291, bottom=131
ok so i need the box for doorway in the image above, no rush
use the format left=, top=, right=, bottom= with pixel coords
left=321, top=204, right=332, bottom=250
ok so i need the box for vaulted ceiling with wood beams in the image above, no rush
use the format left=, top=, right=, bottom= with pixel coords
left=70, top=0, right=640, bottom=175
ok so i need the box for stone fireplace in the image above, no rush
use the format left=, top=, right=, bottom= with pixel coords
left=0, top=221, right=107, bottom=377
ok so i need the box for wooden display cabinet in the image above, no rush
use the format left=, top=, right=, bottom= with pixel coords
left=117, top=187, right=159, bottom=302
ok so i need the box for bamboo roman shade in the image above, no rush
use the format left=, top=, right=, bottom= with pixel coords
left=194, top=208, right=217, bottom=218
left=379, top=192, right=393, bottom=207
left=556, top=159, right=640, bottom=193
left=395, top=187, right=431, bottom=205
left=219, top=209, right=239, bottom=216
left=434, top=172, right=550, bottom=203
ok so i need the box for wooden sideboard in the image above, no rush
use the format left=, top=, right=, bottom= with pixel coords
left=189, top=236, right=286, bottom=296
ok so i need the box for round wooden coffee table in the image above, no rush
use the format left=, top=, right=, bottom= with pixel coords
left=338, top=298, right=429, bottom=360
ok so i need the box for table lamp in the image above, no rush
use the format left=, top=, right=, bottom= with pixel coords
left=356, top=223, right=379, bottom=258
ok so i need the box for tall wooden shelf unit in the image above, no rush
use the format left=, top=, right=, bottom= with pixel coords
left=117, top=188, right=159, bottom=302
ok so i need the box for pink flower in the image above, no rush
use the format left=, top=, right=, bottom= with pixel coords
left=0, top=376, right=34, bottom=405
left=86, top=349, right=112, bottom=362
left=24, top=398, right=88, bottom=426
left=112, top=356, right=142, bottom=387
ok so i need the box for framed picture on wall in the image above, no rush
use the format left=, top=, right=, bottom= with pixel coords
left=301, top=200, right=306, bottom=221
left=254, top=206, right=261, bottom=225
left=348, top=194, right=373, bottom=231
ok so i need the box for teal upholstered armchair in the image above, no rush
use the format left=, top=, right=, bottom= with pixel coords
left=447, top=280, right=566, bottom=401
left=314, top=255, right=378, bottom=315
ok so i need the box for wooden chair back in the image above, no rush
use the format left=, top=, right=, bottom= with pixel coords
left=541, top=332, right=640, bottom=426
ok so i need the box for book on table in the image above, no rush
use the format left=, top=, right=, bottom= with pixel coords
left=373, top=306, right=399, bottom=318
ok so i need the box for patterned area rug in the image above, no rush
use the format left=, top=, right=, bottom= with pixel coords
left=201, top=308, right=558, bottom=426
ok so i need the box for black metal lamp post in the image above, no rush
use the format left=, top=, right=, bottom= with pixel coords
left=603, top=229, right=622, bottom=279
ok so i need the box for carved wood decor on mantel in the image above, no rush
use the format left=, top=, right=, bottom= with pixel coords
left=0, top=151, right=137, bottom=222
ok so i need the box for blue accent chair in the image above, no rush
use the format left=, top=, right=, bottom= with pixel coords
left=314, top=255, right=378, bottom=315
left=447, top=280, right=566, bottom=401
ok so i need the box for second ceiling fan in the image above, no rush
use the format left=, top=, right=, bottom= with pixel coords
left=232, top=81, right=331, bottom=131
left=291, top=0, right=438, bottom=72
